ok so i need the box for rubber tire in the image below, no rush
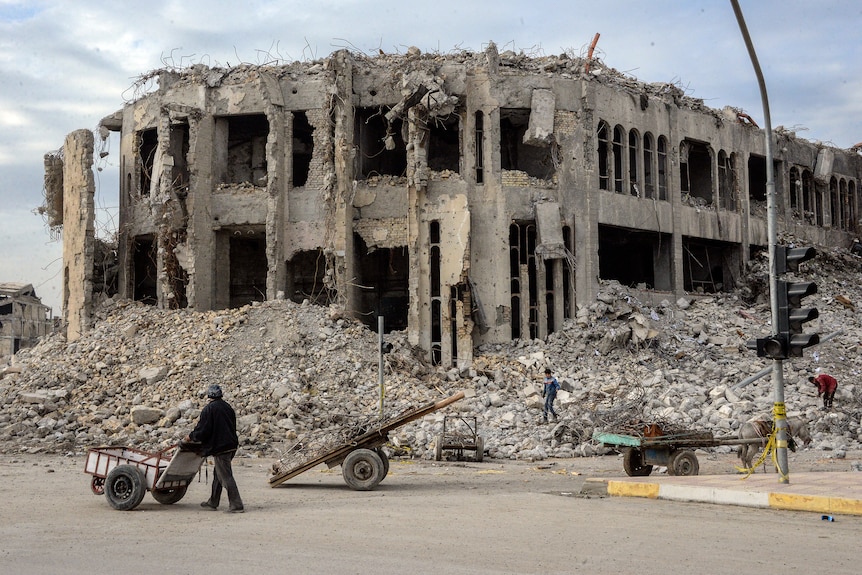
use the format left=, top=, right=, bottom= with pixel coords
left=474, top=436, right=484, bottom=462
left=669, top=449, right=700, bottom=476
left=105, top=464, right=147, bottom=511
left=342, top=448, right=385, bottom=491
left=374, top=447, right=390, bottom=478
left=622, top=448, right=653, bottom=477
left=151, top=485, right=188, bottom=505
left=91, top=476, right=105, bottom=495
left=434, top=434, right=444, bottom=461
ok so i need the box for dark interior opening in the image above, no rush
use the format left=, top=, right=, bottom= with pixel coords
left=683, top=239, right=738, bottom=293
left=428, top=114, right=460, bottom=173
left=292, top=111, right=314, bottom=187
left=598, top=226, right=673, bottom=291
left=509, top=222, right=538, bottom=340
left=353, top=234, right=409, bottom=333
left=500, top=108, right=554, bottom=180
left=226, top=114, right=269, bottom=185
left=285, top=249, right=335, bottom=306
left=133, top=236, right=157, bottom=305
left=475, top=111, right=484, bottom=184
left=748, top=155, right=767, bottom=203
left=680, top=140, right=713, bottom=204
left=229, top=234, right=267, bottom=308
left=138, top=129, right=158, bottom=196
left=355, top=107, right=407, bottom=178
left=169, top=121, right=190, bottom=196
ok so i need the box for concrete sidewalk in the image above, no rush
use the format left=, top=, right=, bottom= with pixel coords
left=582, top=471, right=862, bottom=516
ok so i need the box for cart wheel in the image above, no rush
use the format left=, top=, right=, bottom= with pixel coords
left=151, top=485, right=188, bottom=505
left=474, top=435, right=484, bottom=463
left=91, top=476, right=105, bottom=495
left=105, top=464, right=147, bottom=511
left=434, top=434, right=444, bottom=461
left=668, top=449, right=699, bottom=476
left=373, top=448, right=390, bottom=478
left=342, top=448, right=385, bottom=491
left=622, top=448, right=653, bottom=477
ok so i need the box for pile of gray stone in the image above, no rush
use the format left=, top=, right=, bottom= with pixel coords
left=2, top=244, right=861, bottom=466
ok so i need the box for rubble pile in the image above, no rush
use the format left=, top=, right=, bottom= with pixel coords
left=2, top=244, right=862, bottom=464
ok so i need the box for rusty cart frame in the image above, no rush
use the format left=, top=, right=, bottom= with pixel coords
left=434, top=415, right=484, bottom=462
left=270, top=391, right=464, bottom=491
left=593, top=428, right=766, bottom=476
left=84, top=444, right=204, bottom=510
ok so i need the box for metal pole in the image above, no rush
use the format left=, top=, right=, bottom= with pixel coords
left=730, top=0, right=789, bottom=482
left=378, top=315, right=384, bottom=419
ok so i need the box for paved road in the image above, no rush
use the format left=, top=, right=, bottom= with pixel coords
left=2, top=454, right=860, bottom=574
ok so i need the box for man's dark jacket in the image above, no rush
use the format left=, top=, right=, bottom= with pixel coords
left=189, top=398, right=239, bottom=456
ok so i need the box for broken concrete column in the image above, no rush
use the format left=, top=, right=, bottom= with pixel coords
left=62, top=129, right=96, bottom=343
left=524, top=89, right=556, bottom=145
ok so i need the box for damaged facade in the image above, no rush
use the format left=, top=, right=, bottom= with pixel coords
left=46, top=44, right=862, bottom=366
left=0, top=283, right=53, bottom=358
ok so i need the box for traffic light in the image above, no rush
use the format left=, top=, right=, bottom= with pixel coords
left=751, top=334, right=787, bottom=359
left=748, top=245, right=818, bottom=360
left=775, top=245, right=819, bottom=357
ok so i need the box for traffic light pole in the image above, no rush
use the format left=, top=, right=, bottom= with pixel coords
left=731, top=0, right=790, bottom=482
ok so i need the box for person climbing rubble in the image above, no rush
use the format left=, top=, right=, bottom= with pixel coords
left=541, top=368, right=560, bottom=424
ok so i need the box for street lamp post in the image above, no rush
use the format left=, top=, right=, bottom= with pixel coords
left=730, top=0, right=790, bottom=482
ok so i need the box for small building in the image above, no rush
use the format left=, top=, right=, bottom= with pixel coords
left=0, top=283, right=53, bottom=357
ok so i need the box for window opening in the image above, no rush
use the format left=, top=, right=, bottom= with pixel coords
left=683, top=239, right=738, bottom=293
left=509, top=222, right=538, bottom=339
left=657, top=136, right=668, bottom=200
left=353, top=234, right=409, bottom=333
left=789, top=167, right=800, bottom=214
left=718, top=151, right=736, bottom=211
left=229, top=233, right=267, bottom=308
left=286, top=249, right=335, bottom=306
left=138, top=129, right=157, bottom=196
left=643, top=133, right=654, bottom=198
left=830, top=177, right=840, bottom=229
left=680, top=139, right=713, bottom=206
left=428, top=114, right=460, bottom=173
left=500, top=108, right=554, bottom=180
left=597, top=122, right=610, bottom=190
left=292, top=111, right=314, bottom=187
left=628, top=130, right=640, bottom=196
left=222, top=114, right=269, bottom=185
left=613, top=125, right=624, bottom=193
left=355, top=107, right=407, bottom=178
left=748, top=155, right=767, bottom=203
left=474, top=111, right=484, bottom=184
left=133, top=236, right=157, bottom=305
left=562, top=225, right=573, bottom=320
left=598, top=225, right=673, bottom=291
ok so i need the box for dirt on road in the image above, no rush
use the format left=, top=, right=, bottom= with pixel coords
left=2, top=448, right=861, bottom=575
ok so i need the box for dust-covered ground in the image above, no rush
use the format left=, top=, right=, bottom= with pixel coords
left=2, top=449, right=861, bottom=575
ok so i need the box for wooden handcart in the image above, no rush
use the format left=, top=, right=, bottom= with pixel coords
left=269, top=391, right=464, bottom=491
left=593, top=427, right=765, bottom=476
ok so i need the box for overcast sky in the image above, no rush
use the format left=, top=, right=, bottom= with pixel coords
left=1, top=0, right=860, bottom=313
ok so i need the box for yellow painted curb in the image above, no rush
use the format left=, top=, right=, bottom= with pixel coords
left=769, top=493, right=862, bottom=516
left=607, top=481, right=659, bottom=499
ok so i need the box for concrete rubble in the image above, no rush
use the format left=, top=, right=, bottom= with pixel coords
left=1, top=240, right=861, bottom=468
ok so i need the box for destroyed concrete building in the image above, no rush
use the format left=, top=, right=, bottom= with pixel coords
left=45, top=44, right=862, bottom=366
left=0, top=283, right=53, bottom=358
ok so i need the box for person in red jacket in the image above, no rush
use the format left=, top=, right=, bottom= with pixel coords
left=808, top=374, right=838, bottom=409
